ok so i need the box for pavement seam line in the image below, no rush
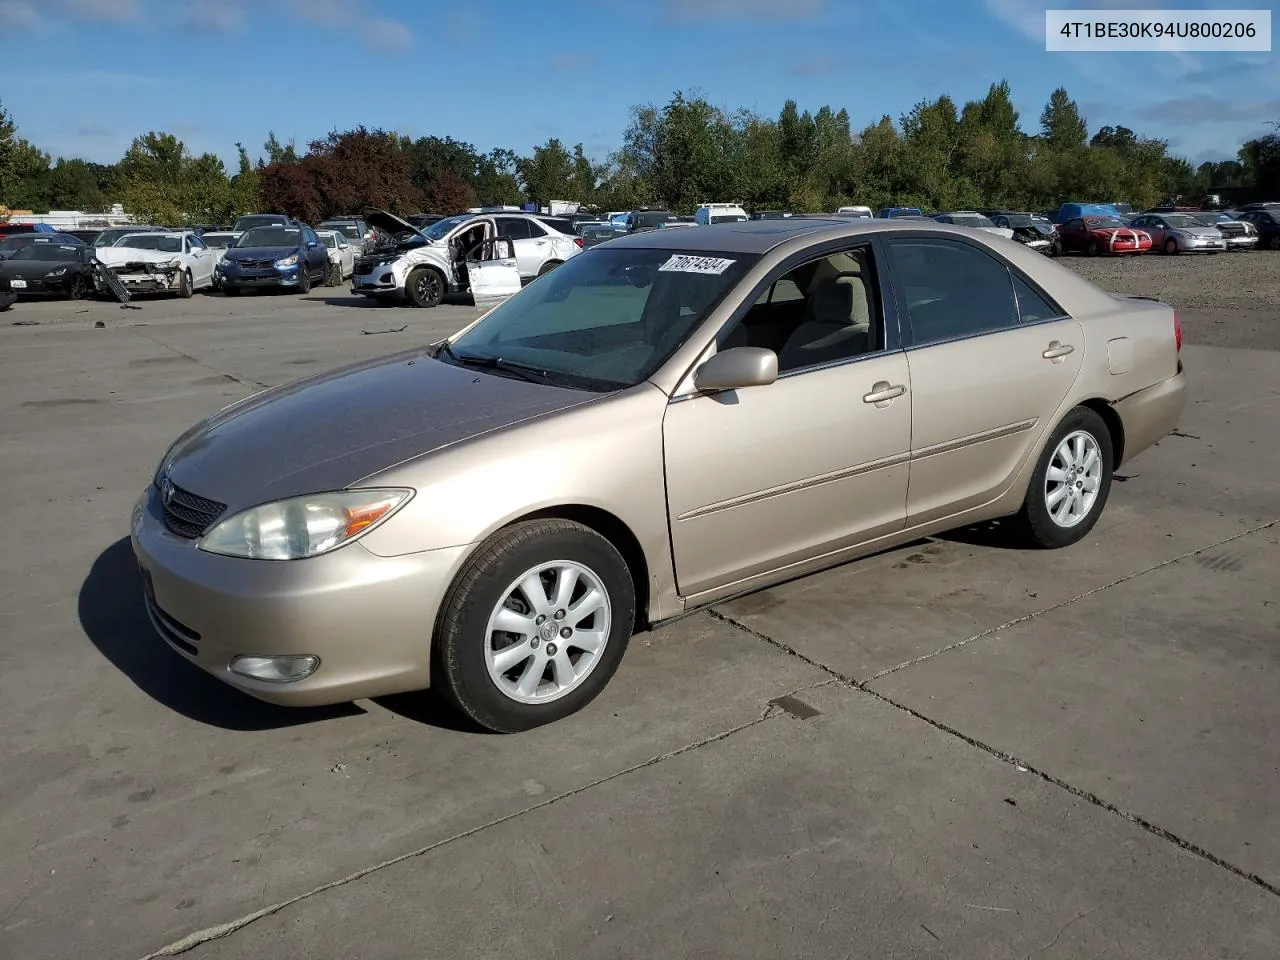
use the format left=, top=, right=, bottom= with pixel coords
left=862, top=517, right=1280, bottom=683
left=857, top=683, right=1280, bottom=900
left=131, top=328, right=270, bottom=390
left=136, top=703, right=793, bottom=959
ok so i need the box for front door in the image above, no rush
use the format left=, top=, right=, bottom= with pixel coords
left=883, top=235, right=1085, bottom=525
left=467, top=238, right=522, bottom=310
left=663, top=243, right=912, bottom=601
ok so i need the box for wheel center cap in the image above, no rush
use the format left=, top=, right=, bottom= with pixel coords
left=539, top=620, right=558, bottom=642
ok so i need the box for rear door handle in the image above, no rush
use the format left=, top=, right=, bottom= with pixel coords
left=863, top=382, right=906, bottom=404
left=1043, top=342, right=1075, bottom=360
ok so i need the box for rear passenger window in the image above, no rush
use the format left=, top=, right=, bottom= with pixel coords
left=496, top=218, right=531, bottom=241
left=886, top=238, right=1019, bottom=345
left=1011, top=274, right=1061, bottom=324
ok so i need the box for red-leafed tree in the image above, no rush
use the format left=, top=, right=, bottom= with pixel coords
left=421, top=169, right=474, bottom=214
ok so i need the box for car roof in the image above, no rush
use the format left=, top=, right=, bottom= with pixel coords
left=603, top=217, right=986, bottom=253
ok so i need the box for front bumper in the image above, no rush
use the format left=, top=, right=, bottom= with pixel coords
left=1, top=276, right=72, bottom=295
left=219, top=266, right=302, bottom=288
left=130, top=485, right=471, bottom=706
left=351, top=264, right=402, bottom=296
left=1113, top=363, right=1188, bottom=466
left=1224, top=235, right=1258, bottom=250
left=1175, top=236, right=1227, bottom=253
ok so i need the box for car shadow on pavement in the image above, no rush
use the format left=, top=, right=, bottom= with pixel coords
left=79, top=538, right=365, bottom=730
left=935, top=518, right=1037, bottom=550
left=299, top=294, right=476, bottom=309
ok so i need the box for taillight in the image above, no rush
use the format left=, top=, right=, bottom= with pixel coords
left=573, top=237, right=584, bottom=248
left=1173, top=313, right=1182, bottom=352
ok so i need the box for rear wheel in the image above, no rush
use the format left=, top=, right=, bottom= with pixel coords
left=1012, top=407, right=1113, bottom=549
left=326, top=261, right=343, bottom=286
left=434, top=519, right=636, bottom=732
left=537, top=259, right=562, bottom=277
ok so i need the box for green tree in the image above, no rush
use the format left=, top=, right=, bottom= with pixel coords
left=517, top=138, right=576, bottom=204
left=262, top=131, right=298, bottom=165
left=48, top=158, right=108, bottom=211
left=0, top=98, right=16, bottom=208
left=1039, top=87, right=1088, bottom=150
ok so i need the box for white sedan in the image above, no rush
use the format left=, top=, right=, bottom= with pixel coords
left=316, top=229, right=356, bottom=285
left=94, top=231, right=218, bottom=297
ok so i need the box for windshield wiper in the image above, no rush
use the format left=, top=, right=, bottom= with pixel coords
left=436, top=343, right=550, bottom=384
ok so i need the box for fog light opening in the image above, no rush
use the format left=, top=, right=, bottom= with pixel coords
left=229, top=654, right=320, bottom=683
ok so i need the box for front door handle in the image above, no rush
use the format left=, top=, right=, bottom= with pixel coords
left=863, top=381, right=906, bottom=405
left=1043, top=341, right=1075, bottom=360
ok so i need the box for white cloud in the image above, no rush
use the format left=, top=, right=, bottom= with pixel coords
left=54, top=0, right=142, bottom=20
left=361, top=17, right=412, bottom=53
left=0, top=0, right=41, bottom=29
left=185, top=0, right=243, bottom=32
left=663, top=0, right=824, bottom=22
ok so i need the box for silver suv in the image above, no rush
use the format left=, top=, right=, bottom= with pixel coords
left=319, top=217, right=378, bottom=254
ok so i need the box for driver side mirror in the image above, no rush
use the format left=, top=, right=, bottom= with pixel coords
left=307, top=240, right=317, bottom=248
left=693, top=346, right=778, bottom=393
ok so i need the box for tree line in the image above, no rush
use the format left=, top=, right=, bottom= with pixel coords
left=2, top=83, right=1277, bottom=225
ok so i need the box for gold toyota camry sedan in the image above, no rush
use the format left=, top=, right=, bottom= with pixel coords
left=131, top=218, right=1187, bottom=731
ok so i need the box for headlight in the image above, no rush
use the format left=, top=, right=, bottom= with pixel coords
left=275, top=254, right=299, bottom=268
left=198, top=488, right=413, bottom=560
left=46, top=266, right=68, bottom=277
left=152, top=259, right=177, bottom=269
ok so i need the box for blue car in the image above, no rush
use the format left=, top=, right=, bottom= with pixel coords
left=217, top=223, right=330, bottom=296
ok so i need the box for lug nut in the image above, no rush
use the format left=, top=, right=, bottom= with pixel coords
left=554, top=609, right=566, bottom=620
left=535, top=614, right=546, bottom=625
left=560, top=627, right=572, bottom=639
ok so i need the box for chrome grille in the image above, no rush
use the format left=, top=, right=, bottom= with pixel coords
left=160, top=480, right=227, bottom=539
left=236, top=258, right=276, bottom=269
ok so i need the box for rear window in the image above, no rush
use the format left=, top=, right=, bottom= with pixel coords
left=538, top=217, right=575, bottom=235
left=0, top=224, right=38, bottom=234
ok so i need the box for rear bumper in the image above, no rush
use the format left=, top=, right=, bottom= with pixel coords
left=1113, top=363, right=1188, bottom=466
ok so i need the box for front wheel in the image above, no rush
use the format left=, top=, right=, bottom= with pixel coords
left=1164, top=238, right=1178, bottom=255
left=67, top=275, right=88, bottom=300
left=1269, top=235, right=1280, bottom=251
left=176, top=269, right=193, bottom=298
left=407, top=266, right=444, bottom=308
left=434, top=519, right=636, bottom=732
left=1086, top=239, right=1099, bottom=256
left=1012, top=407, right=1113, bottom=549
left=297, top=264, right=312, bottom=294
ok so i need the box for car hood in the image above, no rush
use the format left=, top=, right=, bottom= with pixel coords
left=1171, top=226, right=1222, bottom=237
left=362, top=207, right=430, bottom=243
left=223, top=245, right=301, bottom=262
left=95, top=246, right=178, bottom=266
left=161, top=349, right=597, bottom=512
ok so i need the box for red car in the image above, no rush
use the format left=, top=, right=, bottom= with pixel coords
left=1058, top=216, right=1152, bottom=256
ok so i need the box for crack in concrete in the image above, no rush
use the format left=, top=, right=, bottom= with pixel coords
left=709, top=518, right=1280, bottom=902
left=135, top=688, right=826, bottom=958
left=863, top=517, right=1279, bottom=684
left=131, top=329, right=270, bottom=391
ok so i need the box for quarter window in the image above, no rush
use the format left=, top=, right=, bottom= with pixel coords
left=1011, top=273, right=1062, bottom=324
left=887, top=238, right=1020, bottom=345
left=720, top=246, right=881, bottom=373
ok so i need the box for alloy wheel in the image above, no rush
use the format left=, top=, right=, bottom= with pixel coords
left=485, top=560, right=612, bottom=704
left=1044, top=430, right=1103, bottom=528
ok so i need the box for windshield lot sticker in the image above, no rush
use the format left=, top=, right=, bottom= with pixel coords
left=658, top=255, right=736, bottom=275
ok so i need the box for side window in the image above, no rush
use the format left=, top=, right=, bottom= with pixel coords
left=188, top=234, right=206, bottom=250
left=886, top=238, right=1019, bottom=345
left=1011, top=273, right=1063, bottom=324
left=496, top=217, right=531, bottom=241
left=720, top=246, right=881, bottom=374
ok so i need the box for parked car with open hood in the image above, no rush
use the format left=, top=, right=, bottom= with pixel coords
left=1057, top=216, right=1152, bottom=256
left=1129, top=213, right=1226, bottom=255
left=217, top=223, right=330, bottom=295
left=94, top=230, right=218, bottom=297
left=0, top=242, right=97, bottom=299
left=352, top=209, right=577, bottom=307
left=133, top=218, right=1186, bottom=731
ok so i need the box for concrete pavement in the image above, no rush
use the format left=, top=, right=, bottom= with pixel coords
left=0, top=291, right=1276, bottom=959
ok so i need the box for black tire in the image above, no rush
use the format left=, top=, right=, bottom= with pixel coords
left=67, top=275, right=88, bottom=300
left=537, top=259, right=562, bottom=277
left=1269, top=236, right=1280, bottom=251
left=1011, top=407, right=1114, bottom=549
left=326, top=261, right=343, bottom=286
left=177, top=269, right=193, bottom=299
left=223, top=285, right=240, bottom=297
left=434, top=519, right=636, bottom=733
left=297, top=263, right=311, bottom=294
left=407, top=266, right=444, bottom=308
left=1164, top=238, right=1178, bottom=255
left=1086, top=238, right=1099, bottom=256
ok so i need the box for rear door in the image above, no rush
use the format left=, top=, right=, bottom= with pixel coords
left=883, top=234, right=1084, bottom=526
left=494, top=217, right=537, bottom=277
left=467, top=237, right=522, bottom=310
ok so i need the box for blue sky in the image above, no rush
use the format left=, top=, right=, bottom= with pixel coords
left=0, top=0, right=1276, bottom=172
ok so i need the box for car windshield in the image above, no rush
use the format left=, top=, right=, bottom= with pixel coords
left=424, top=215, right=471, bottom=240
left=947, top=214, right=996, bottom=227
left=234, top=216, right=283, bottom=231
left=319, top=233, right=339, bottom=248
left=114, top=234, right=182, bottom=252
left=1193, top=215, right=1226, bottom=226
left=1, top=235, right=51, bottom=251
left=631, top=212, right=670, bottom=228
left=14, top=244, right=81, bottom=261
left=1002, top=214, right=1034, bottom=227
left=1162, top=214, right=1201, bottom=228
left=202, top=234, right=234, bottom=248
left=1085, top=218, right=1125, bottom=228
left=323, top=223, right=361, bottom=239
left=238, top=227, right=301, bottom=247
left=444, top=247, right=758, bottom=391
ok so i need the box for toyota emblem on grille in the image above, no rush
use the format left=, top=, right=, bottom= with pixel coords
left=160, top=475, right=175, bottom=506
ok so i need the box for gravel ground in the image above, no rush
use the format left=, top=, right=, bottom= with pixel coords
left=1062, top=249, right=1280, bottom=351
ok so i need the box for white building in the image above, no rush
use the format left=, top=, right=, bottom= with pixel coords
left=4, top=204, right=135, bottom=230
